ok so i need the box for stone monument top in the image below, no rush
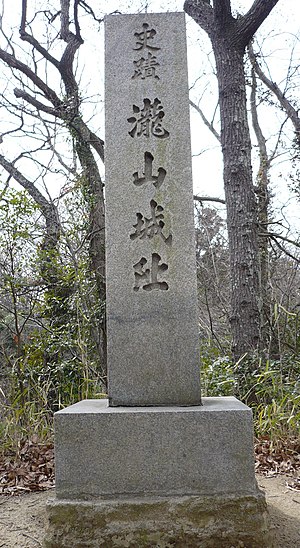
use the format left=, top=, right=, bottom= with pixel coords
left=105, top=12, right=201, bottom=407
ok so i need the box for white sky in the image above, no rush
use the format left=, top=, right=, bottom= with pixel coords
left=98, top=1, right=300, bottom=230
left=0, top=0, right=299, bottom=230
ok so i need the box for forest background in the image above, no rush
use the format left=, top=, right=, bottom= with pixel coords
left=0, top=0, right=299, bottom=492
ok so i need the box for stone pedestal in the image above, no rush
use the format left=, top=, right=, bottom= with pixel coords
left=45, top=397, right=273, bottom=547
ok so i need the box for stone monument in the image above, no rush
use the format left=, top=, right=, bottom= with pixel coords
left=105, top=12, right=201, bottom=408
left=45, top=12, right=272, bottom=547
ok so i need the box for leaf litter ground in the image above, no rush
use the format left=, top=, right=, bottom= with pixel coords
left=0, top=436, right=299, bottom=548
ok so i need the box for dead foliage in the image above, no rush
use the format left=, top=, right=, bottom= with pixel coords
left=0, top=435, right=54, bottom=495
left=255, top=436, right=300, bottom=486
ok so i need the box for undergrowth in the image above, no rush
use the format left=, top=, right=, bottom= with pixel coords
left=1, top=342, right=299, bottom=458
left=0, top=360, right=105, bottom=457
left=201, top=343, right=300, bottom=442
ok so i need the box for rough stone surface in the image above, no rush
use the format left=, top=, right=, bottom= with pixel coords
left=54, top=397, right=257, bottom=500
left=45, top=491, right=274, bottom=548
left=105, top=12, right=201, bottom=406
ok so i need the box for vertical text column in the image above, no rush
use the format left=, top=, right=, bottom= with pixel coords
left=105, top=13, right=201, bottom=406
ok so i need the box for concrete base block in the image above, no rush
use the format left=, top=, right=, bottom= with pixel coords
left=45, top=492, right=273, bottom=548
left=54, top=397, right=258, bottom=499
left=46, top=397, right=273, bottom=546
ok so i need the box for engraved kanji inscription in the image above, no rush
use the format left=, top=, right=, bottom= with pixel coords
left=133, top=23, right=160, bottom=51
left=127, top=98, right=169, bottom=139
left=133, top=152, right=166, bottom=189
left=130, top=200, right=172, bottom=246
left=132, top=52, right=159, bottom=80
left=133, top=253, right=168, bottom=292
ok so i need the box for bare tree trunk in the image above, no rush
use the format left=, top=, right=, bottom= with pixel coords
left=249, top=64, right=272, bottom=356
left=248, top=40, right=300, bottom=356
left=184, top=0, right=280, bottom=361
left=213, top=43, right=260, bottom=358
left=75, top=136, right=107, bottom=370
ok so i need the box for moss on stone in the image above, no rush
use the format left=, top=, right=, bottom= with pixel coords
left=45, top=492, right=274, bottom=548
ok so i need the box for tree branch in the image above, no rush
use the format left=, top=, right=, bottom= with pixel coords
left=267, top=234, right=300, bottom=263
left=70, top=117, right=104, bottom=162
left=190, top=99, right=221, bottom=142
left=184, top=0, right=214, bottom=36
left=13, top=89, right=104, bottom=162
left=74, top=0, right=82, bottom=41
left=60, top=0, right=71, bottom=39
left=0, top=154, right=50, bottom=210
left=248, top=42, right=300, bottom=142
left=236, top=0, right=280, bottom=50
left=0, top=48, right=61, bottom=107
left=250, top=67, right=268, bottom=166
left=20, top=0, right=60, bottom=69
left=19, top=32, right=60, bottom=70
left=14, top=88, right=59, bottom=116
left=194, top=194, right=225, bottom=205
left=213, top=0, right=232, bottom=24
left=59, top=0, right=83, bottom=98
left=79, top=1, right=104, bottom=24
left=0, top=154, right=60, bottom=249
left=266, top=231, right=300, bottom=250
left=1, top=4, right=104, bottom=165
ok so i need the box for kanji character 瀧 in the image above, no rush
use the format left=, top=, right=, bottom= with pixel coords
left=127, top=98, right=169, bottom=139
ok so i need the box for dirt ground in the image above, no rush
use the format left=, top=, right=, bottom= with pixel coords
left=0, top=475, right=299, bottom=547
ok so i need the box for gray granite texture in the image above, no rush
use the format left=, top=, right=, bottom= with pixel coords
left=105, top=13, right=201, bottom=406
left=54, top=397, right=258, bottom=500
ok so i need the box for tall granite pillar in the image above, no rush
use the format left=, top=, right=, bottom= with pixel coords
left=105, top=12, right=201, bottom=406
left=45, top=12, right=272, bottom=548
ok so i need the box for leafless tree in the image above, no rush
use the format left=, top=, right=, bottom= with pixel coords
left=184, top=0, right=283, bottom=361
left=0, top=1, right=106, bottom=376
